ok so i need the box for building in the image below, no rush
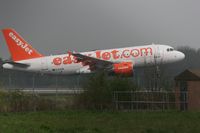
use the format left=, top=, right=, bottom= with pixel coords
left=175, top=69, right=200, bottom=111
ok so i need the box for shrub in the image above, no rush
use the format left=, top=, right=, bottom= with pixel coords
left=76, top=72, right=139, bottom=110
left=0, top=90, right=59, bottom=112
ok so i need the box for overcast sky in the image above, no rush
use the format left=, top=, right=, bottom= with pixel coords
left=0, top=0, right=200, bottom=58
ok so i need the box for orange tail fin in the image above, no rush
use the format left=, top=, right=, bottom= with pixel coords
left=2, top=28, right=43, bottom=61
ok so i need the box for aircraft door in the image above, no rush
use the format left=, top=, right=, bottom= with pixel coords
left=144, top=47, right=154, bottom=66
left=154, top=45, right=163, bottom=65
left=41, top=57, right=49, bottom=73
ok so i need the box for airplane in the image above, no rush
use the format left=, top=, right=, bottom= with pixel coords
left=1, top=28, right=185, bottom=76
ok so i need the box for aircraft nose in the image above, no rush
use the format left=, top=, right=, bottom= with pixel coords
left=177, top=51, right=185, bottom=61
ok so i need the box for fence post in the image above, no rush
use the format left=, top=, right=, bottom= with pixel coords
left=114, top=91, right=119, bottom=110
left=131, top=91, right=133, bottom=110
left=32, top=74, right=35, bottom=94
left=32, top=74, right=36, bottom=112
left=8, top=73, right=12, bottom=91
left=55, top=75, right=58, bottom=109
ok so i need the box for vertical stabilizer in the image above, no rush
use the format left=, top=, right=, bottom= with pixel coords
left=2, top=28, right=43, bottom=61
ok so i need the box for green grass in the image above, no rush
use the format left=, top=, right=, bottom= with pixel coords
left=0, top=111, right=200, bottom=133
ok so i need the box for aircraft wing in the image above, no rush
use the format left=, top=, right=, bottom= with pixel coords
left=72, top=52, right=113, bottom=71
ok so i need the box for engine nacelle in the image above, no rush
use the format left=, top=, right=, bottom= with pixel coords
left=112, top=62, right=133, bottom=76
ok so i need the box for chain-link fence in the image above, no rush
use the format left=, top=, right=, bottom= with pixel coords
left=113, top=91, right=187, bottom=111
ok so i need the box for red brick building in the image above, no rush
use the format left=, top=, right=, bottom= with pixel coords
left=175, top=69, right=200, bottom=111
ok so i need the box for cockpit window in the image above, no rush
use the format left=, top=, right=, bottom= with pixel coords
left=167, top=48, right=174, bottom=52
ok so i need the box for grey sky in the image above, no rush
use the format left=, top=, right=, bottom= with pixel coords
left=0, top=0, right=200, bottom=59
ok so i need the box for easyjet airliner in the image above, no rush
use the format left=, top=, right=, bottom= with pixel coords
left=2, top=28, right=185, bottom=76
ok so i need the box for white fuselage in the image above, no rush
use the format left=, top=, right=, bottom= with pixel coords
left=3, top=44, right=185, bottom=75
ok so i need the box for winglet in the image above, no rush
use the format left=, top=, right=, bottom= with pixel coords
left=67, top=50, right=76, bottom=56
left=67, top=50, right=72, bottom=56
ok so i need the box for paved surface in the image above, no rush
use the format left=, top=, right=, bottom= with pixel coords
left=6, top=88, right=84, bottom=94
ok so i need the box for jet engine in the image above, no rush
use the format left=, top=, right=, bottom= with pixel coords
left=111, top=62, right=133, bottom=76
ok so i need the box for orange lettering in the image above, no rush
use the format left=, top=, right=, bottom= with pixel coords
left=122, top=49, right=130, bottom=58
left=63, top=56, right=72, bottom=64
left=111, top=50, right=120, bottom=59
left=140, top=47, right=152, bottom=56
left=53, top=57, right=62, bottom=65
left=102, top=52, right=111, bottom=60
left=95, top=50, right=101, bottom=59
left=131, top=49, right=140, bottom=57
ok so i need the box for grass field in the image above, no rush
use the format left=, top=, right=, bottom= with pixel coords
left=0, top=111, right=200, bottom=133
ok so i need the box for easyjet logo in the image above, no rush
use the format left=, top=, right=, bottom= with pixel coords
left=52, top=47, right=153, bottom=66
left=9, top=32, right=33, bottom=55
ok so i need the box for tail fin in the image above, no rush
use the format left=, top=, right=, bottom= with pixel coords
left=2, top=28, right=43, bottom=61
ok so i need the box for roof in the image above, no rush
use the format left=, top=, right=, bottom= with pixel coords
left=175, top=69, right=200, bottom=81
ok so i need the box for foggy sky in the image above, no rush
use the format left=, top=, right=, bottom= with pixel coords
left=0, top=0, right=200, bottom=59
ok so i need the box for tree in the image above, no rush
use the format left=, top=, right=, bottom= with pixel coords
left=76, top=72, right=138, bottom=110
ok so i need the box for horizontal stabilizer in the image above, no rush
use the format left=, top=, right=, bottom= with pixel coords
left=3, top=60, right=29, bottom=68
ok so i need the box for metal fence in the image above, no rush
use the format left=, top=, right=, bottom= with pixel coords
left=113, top=91, right=187, bottom=111
left=1, top=71, right=86, bottom=92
